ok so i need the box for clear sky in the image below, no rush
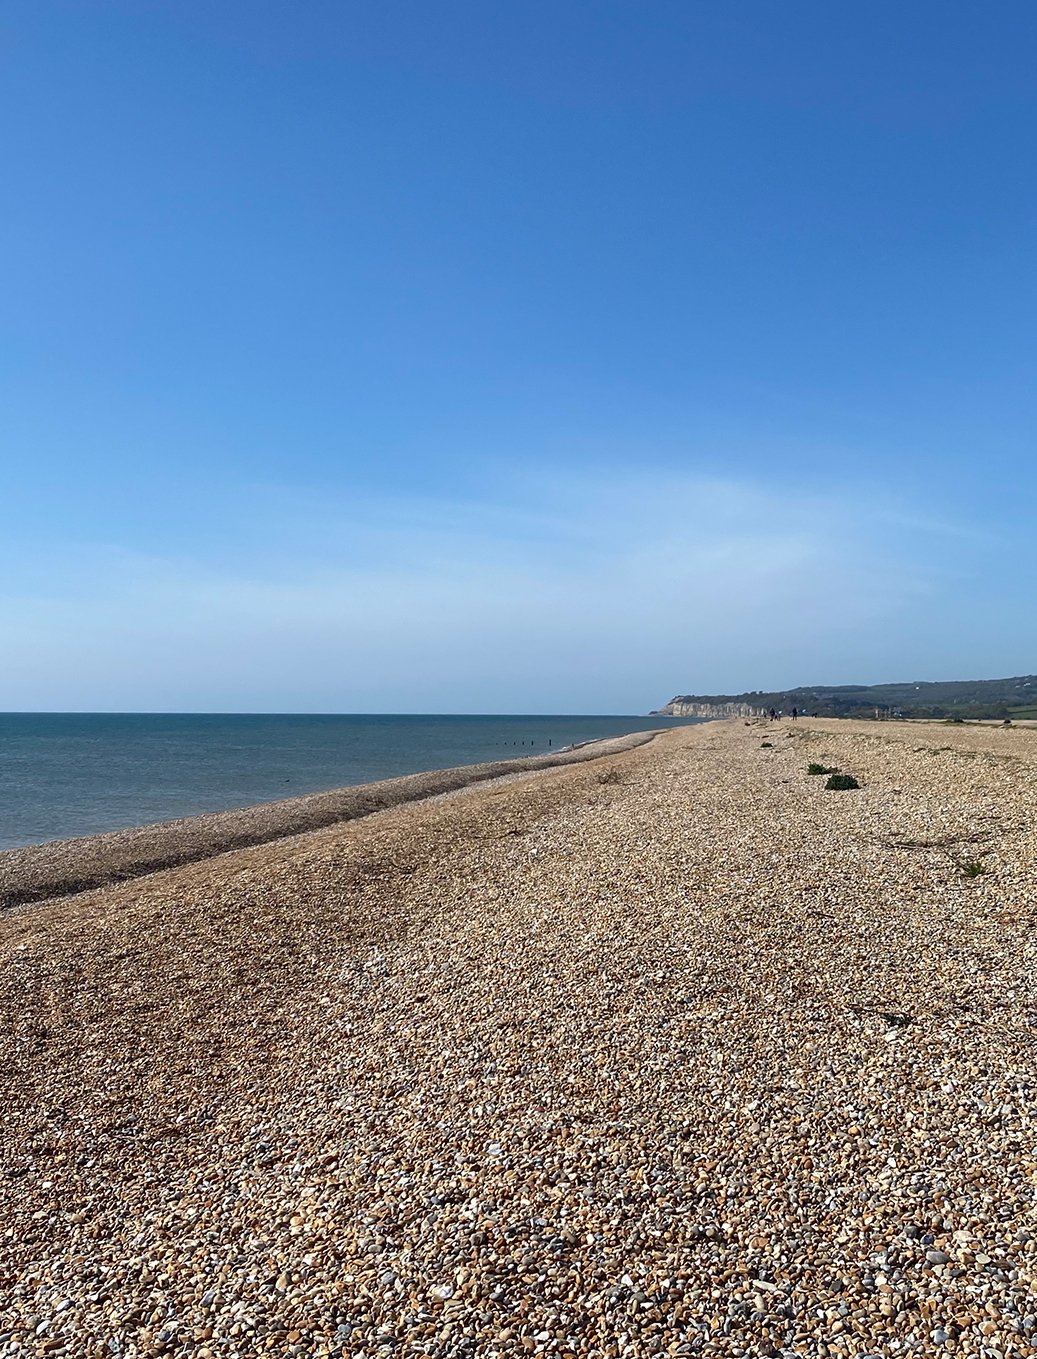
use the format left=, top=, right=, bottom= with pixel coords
left=3, top=1, right=1036, bottom=712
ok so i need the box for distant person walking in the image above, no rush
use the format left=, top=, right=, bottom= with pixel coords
left=791, top=707, right=798, bottom=721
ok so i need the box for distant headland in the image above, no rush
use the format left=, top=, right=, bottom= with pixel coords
left=654, top=673, right=1037, bottom=721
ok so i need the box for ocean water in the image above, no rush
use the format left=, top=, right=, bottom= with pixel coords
left=0, top=712, right=707, bottom=851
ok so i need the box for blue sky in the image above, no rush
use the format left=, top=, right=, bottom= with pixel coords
left=3, top=1, right=1036, bottom=711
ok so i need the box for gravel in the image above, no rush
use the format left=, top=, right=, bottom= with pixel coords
left=0, top=732, right=658, bottom=911
left=1, top=716, right=1037, bottom=1358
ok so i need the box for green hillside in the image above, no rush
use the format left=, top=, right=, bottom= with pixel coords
left=667, top=674, right=1037, bottom=720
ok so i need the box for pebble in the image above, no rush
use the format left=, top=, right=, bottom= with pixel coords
left=1, top=717, right=1036, bottom=1356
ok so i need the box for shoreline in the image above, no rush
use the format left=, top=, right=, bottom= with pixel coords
left=3, top=716, right=1037, bottom=1354
left=0, top=727, right=666, bottom=912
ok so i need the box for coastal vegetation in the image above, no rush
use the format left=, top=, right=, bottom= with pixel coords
left=661, top=673, right=1037, bottom=720
left=824, top=772, right=861, bottom=790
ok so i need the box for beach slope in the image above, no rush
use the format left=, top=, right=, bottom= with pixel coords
left=0, top=731, right=659, bottom=911
left=2, top=717, right=1037, bottom=1356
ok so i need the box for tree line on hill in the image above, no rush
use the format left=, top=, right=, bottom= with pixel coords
left=662, top=674, right=1037, bottom=721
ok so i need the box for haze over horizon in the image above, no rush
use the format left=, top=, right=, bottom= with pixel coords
left=4, top=2, right=1036, bottom=713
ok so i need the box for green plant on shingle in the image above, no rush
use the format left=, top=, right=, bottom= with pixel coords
left=824, top=773, right=860, bottom=791
left=961, top=860, right=987, bottom=878
left=807, top=763, right=837, bottom=776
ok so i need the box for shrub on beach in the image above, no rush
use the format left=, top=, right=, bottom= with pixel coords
left=824, top=773, right=860, bottom=791
left=807, top=763, right=837, bottom=776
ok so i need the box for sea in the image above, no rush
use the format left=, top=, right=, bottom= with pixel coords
left=0, top=712, right=707, bottom=851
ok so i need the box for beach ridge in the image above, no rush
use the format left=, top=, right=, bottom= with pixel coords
left=0, top=728, right=663, bottom=912
left=3, top=716, right=1037, bottom=1354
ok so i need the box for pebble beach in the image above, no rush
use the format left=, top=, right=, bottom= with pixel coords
left=2, top=716, right=1037, bottom=1359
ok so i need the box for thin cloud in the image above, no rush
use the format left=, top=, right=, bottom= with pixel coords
left=0, top=474, right=1009, bottom=711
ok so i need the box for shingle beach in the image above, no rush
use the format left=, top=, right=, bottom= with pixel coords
left=2, top=717, right=1037, bottom=1359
